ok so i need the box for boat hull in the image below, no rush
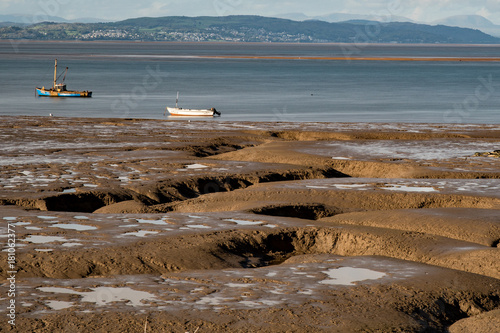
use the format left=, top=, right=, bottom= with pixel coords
left=36, top=88, right=92, bottom=97
left=167, top=107, right=217, bottom=117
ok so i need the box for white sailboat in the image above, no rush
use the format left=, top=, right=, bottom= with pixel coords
left=165, top=92, right=221, bottom=117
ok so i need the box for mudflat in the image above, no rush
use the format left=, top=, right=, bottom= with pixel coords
left=0, top=116, right=499, bottom=332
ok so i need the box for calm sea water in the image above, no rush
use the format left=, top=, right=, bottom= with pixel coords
left=1, top=40, right=499, bottom=123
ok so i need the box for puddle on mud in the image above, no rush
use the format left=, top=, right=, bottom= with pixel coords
left=46, top=300, right=74, bottom=310
left=316, top=140, right=498, bottom=161
left=287, top=178, right=500, bottom=197
left=23, top=235, right=67, bottom=244
left=51, top=224, right=98, bottom=231
left=12, top=222, right=31, bottom=226
left=62, top=242, right=83, bottom=247
left=37, top=216, right=58, bottom=220
left=320, top=267, right=387, bottom=285
left=224, top=218, right=265, bottom=226
left=136, top=218, right=169, bottom=225
left=381, top=185, right=437, bottom=192
left=1, top=211, right=298, bottom=251
left=331, top=184, right=370, bottom=190
left=120, top=230, right=159, bottom=238
left=38, top=286, right=157, bottom=307
left=18, top=255, right=429, bottom=315
left=185, top=164, right=209, bottom=169
left=187, top=225, right=212, bottom=229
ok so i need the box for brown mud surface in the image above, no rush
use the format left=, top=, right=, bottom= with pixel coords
left=0, top=116, right=499, bottom=332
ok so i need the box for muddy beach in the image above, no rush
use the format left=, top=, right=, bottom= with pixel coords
left=0, top=116, right=499, bottom=332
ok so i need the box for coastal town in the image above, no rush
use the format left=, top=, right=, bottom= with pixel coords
left=78, top=27, right=322, bottom=42
left=0, top=25, right=324, bottom=42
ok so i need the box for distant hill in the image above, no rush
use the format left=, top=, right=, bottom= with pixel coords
left=1, top=15, right=499, bottom=44
left=110, top=15, right=500, bottom=43
left=433, top=15, right=500, bottom=37
left=278, top=12, right=414, bottom=24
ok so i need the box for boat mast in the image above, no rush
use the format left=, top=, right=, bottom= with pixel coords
left=176, top=91, right=179, bottom=108
left=53, top=59, right=58, bottom=89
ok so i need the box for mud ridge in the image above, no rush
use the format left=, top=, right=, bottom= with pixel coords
left=157, top=187, right=500, bottom=215
left=246, top=130, right=473, bottom=141
left=7, top=226, right=499, bottom=280
left=6, top=167, right=348, bottom=213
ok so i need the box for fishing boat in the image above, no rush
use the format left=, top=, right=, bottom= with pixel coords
left=36, top=59, right=92, bottom=97
left=165, top=92, right=220, bottom=117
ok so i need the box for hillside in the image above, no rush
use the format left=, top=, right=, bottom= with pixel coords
left=1, top=15, right=499, bottom=43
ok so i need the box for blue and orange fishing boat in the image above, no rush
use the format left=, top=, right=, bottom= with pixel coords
left=36, top=59, right=92, bottom=97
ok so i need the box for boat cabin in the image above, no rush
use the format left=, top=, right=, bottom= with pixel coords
left=54, top=83, right=67, bottom=92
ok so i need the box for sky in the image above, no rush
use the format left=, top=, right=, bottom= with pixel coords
left=1, top=0, right=500, bottom=24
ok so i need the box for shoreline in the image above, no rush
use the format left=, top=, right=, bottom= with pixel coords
left=3, top=39, right=500, bottom=47
left=2, top=114, right=500, bottom=127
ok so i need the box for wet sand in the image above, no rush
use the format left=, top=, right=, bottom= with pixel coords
left=0, top=116, right=499, bottom=332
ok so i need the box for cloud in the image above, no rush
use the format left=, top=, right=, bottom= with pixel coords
left=476, top=7, right=491, bottom=19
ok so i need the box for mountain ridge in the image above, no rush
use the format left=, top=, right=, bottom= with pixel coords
left=0, top=14, right=108, bottom=24
left=277, top=12, right=415, bottom=24
left=278, top=13, right=500, bottom=38
left=433, top=15, right=500, bottom=37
